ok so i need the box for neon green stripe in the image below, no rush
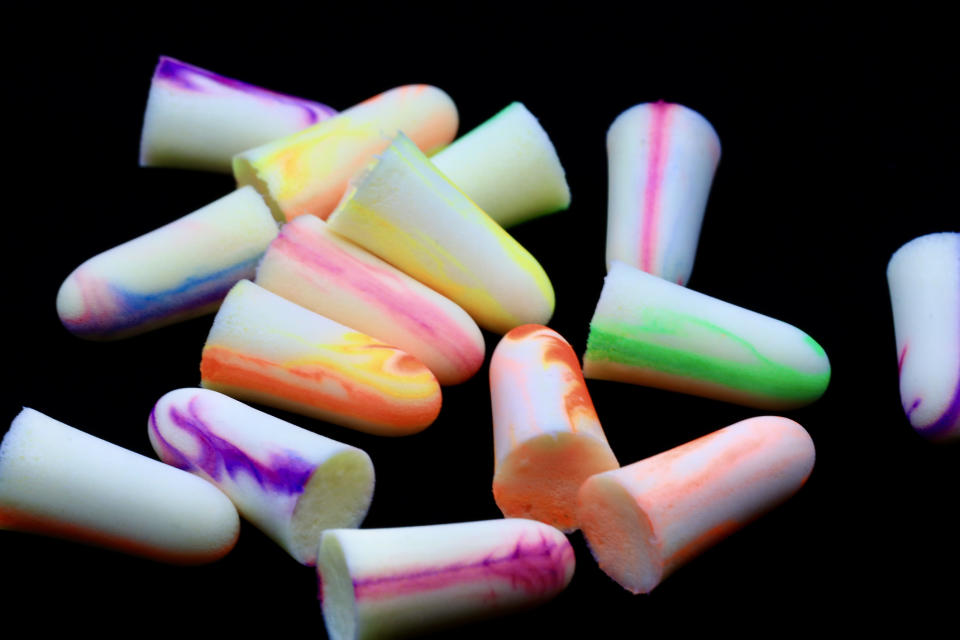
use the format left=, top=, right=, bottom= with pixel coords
left=585, top=314, right=830, bottom=403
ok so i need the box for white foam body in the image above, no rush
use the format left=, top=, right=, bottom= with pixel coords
left=0, top=408, right=239, bottom=561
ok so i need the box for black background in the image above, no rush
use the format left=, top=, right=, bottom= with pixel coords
left=4, top=7, right=957, bottom=635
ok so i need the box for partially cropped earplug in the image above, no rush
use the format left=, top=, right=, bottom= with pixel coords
left=887, top=232, right=960, bottom=441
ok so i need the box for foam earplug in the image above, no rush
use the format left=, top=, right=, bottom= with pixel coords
left=431, top=102, right=570, bottom=227
left=139, top=56, right=337, bottom=172
left=583, top=261, right=830, bottom=409
left=234, top=85, right=458, bottom=222
left=201, top=280, right=442, bottom=436
left=255, top=215, right=484, bottom=385
left=578, top=416, right=814, bottom=593
left=317, top=519, right=574, bottom=639
left=57, top=187, right=277, bottom=340
left=490, top=325, right=618, bottom=531
left=327, top=133, right=554, bottom=334
left=149, top=388, right=375, bottom=565
left=0, top=408, right=239, bottom=563
left=605, top=102, right=720, bottom=285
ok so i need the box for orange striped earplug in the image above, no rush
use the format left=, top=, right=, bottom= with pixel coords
left=577, top=416, right=815, bottom=593
left=201, top=280, right=441, bottom=436
left=490, top=325, right=618, bottom=532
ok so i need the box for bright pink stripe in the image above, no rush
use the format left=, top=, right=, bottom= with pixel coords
left=640, top=101, right=673, bottom=273
left=274, top=222, right=483, bottom=372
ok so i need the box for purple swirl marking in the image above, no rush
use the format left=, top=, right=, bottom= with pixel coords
left=916, top=370, right=960, bottom=439
left=352, top=528, right=573, bottom=601
left=149, top=396, right=316, bottom=496
left=153, top=56, right=337, bottom=125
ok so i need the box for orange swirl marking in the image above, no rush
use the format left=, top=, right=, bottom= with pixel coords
left=540, top=330, right=600, bottom=429
left=201, top=345, right=441, bottom=435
